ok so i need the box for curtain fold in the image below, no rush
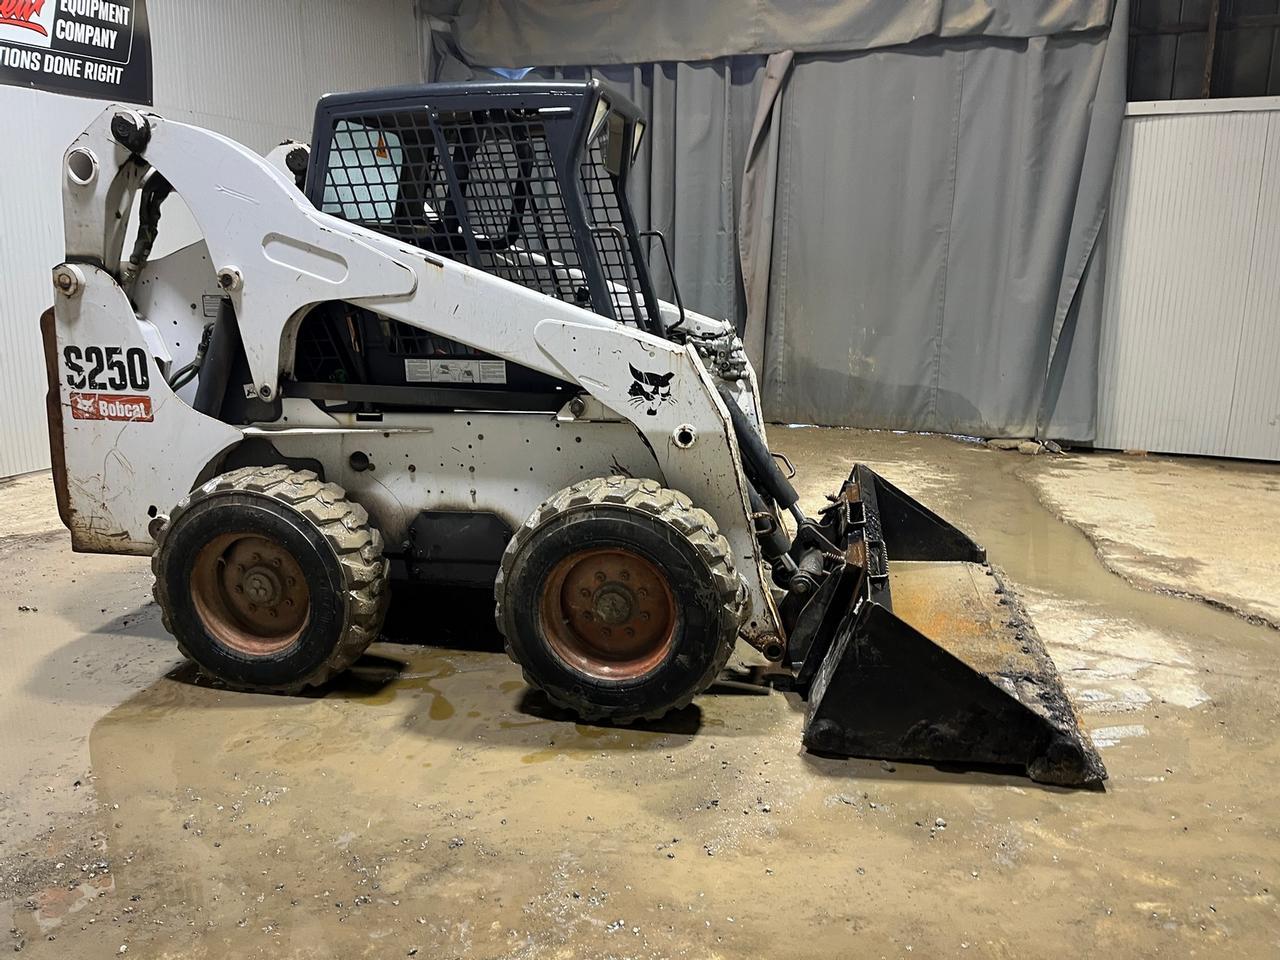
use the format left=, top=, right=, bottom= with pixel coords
left=738, top=51, right=793, bottom=376
left=757, top=20, right=1123, bottom=437
left=436, top=0, right=1112, bottom=68
left=551, top=59, right=769, bottom=331
left=1038, top=0, right=1130, bottom=441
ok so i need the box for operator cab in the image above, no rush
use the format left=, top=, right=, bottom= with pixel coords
left=306, top=80, right=670, bottom=333
left=281, top=80, right=680, bottom=417
left=285, top=82, right=682, bottom=415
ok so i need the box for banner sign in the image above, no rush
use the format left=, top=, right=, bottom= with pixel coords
left=0, top=0, right=151, bottom=104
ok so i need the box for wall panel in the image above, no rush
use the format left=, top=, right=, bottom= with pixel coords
left=1097, top=98, right=1280, bottom=459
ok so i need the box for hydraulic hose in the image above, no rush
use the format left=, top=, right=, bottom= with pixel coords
left=717, top=385, right=802, bottom=519
left=122, top=172, right=172, bottom=292
left=167, top=323, right=213, bottom=392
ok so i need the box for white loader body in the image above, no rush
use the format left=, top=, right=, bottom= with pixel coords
left=47, top=105, right=785, bottom=648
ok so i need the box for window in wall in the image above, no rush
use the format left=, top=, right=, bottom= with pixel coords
left=1129, top=0, right=1280, bottom=100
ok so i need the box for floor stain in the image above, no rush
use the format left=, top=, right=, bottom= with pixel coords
left=3, top=430, right=1278, bottom=959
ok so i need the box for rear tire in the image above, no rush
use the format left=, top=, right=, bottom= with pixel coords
left=495, top=476, right=745, bottom=722
left=152, top=465, right=388, bottom=691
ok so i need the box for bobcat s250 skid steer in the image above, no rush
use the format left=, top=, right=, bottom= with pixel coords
left=42, top=82, right=1105, bottom=786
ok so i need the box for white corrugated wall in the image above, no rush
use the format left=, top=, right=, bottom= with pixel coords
left=1097, top=98, right=1280, bottom=460
left=0, top=0, right=422, bottom=479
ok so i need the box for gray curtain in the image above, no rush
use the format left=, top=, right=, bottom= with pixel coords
left=429, top=0, right=1128, bottom=441
left=552, top=60, right=769, bottom=330
left=437, top=0, right=1112, bottom=66
left=762, top=9, right=1127, bottom=437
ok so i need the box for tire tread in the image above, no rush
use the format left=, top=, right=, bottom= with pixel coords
left=495, top=476, right=745, bottom=723
left=151, top=466, right=388, bottom=692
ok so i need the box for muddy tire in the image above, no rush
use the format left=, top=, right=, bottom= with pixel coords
left=495, top=476, right=745, bottom=722
left=152, top=465, right=388, bottom=692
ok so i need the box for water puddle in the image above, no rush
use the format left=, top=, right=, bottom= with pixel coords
left=948, top=455, right=1274, bottom=660
left=933, top=455, right=1273, bottom=752
left=346, top=656, right=458, bottom=720
left=521, top=723, right=665, bottom=764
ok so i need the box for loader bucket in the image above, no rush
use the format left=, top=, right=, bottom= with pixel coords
left=790, top=466, right=1105, bottom=787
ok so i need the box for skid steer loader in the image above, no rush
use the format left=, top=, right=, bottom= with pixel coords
left=42, top=81, right=1104, bottom=786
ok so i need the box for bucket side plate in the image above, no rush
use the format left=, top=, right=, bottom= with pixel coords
left=798, top=465, right=1111, bottom=788
left=802, top=557, right=1106, bottom=787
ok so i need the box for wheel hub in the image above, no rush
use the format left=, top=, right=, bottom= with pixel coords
left=191, top=533, right=311, bottom=656
left=592, top=583, right=634, bottom=624
left=540, top=547, right=677, bottom=680
left=242, top=566, right=282, bottom=605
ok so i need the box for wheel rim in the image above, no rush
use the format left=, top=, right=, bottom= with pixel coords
left=539, top=546, right=677, bottom=680
left=190, top=532, right=311, bottom=656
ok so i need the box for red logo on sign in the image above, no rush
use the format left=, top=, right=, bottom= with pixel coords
left=0, top=0, right=47, bottom=36
left=70, top=392, right=154, bottom=422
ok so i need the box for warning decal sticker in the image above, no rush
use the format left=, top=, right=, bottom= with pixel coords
left=404, top=358, right=508, bottom=385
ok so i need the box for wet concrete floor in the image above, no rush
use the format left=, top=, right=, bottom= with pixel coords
left=1, top=429, right=1277, bottom=958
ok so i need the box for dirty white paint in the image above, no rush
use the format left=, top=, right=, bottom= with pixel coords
left=53, top=106, right=782, bottom=642
left=0, top=0, right=423, bottom=479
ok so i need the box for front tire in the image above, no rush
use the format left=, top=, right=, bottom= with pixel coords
left=495, top=476, right=745, bottom=722
left=152, top=465, right=388, bottom=691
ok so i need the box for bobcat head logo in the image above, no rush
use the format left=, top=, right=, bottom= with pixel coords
left=627, top=363, right=675, bottom=416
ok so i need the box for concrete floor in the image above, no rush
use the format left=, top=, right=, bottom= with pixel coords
left=1, top=429, right=1277, bottom=959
